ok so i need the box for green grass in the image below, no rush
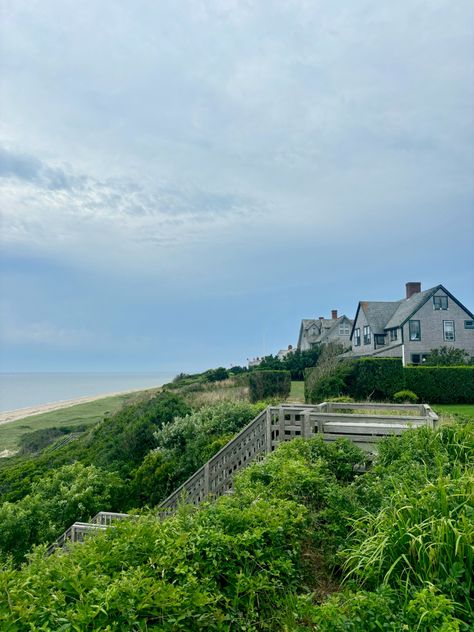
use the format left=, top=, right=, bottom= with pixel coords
left=290, top=381, right=305, bottom=402
left=434, top=404, right=474, bottom=422
left=0, top=390, right=160, bottom=453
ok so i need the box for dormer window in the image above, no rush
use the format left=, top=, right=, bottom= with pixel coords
left=433, top=295, right=448, bottom=310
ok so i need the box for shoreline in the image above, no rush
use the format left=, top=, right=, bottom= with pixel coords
left=0, top=386, right=162, bottom=427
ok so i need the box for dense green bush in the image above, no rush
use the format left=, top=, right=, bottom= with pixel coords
left=405, top=366, right=474, bottom=404
left=0, top=419, right=472, bottom=629
left=346, top=358, right=405, bottom=400
left=248, top=370, right=291, bottom=402
left=17, top=424, right=88, bottom=455
left=0, top=463, right=122, bottom=564
left=129, top=401, right=263, bottom=508
left=424, top=346, right=470, bottom=366
left=256, top=347, right=323, bottom=380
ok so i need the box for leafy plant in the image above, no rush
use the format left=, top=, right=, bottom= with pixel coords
left=393, top=389, right=418, bottom=403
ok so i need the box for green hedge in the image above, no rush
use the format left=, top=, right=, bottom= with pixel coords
left=346, top=358, right=405, bottom=400
left=405, top=366, right=474, bottom=404
left=249, top=370, right=291, bottom=403
left=304, top=358, right=474, bottom=404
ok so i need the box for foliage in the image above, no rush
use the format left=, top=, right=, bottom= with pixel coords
left=405, top=366, right=474, bottom=404
left=393, top=389, right=418, bottom=403
left=0, top=418, right=472, bottom=629
left=0, top=463, right=122, bottom=564
left=129, top=401, right=264, bottom=509
left=309, top=357, right=474, bottom=404
left=255, top=347, right=323, bottom=380
left=424, top=346, right=470, bottom=366
left=17, top=425, right=88, bottom=455
left=304, top=343, right=350, bottom=402
left=0, top=392, right=190, bottom=504
left=248, top=370, right=291, bottom=403
left=346, top=358, right=405, bottom=400
left=343, top=470, right=474, bottom=620
left=204, top=367, right=229, bottom=382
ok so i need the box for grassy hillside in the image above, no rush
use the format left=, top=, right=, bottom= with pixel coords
left=1, top=420, right=472, bottom=630
left=0, top=389, right=161, bottom=453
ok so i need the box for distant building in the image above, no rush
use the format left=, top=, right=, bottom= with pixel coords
left=349, top=282, right=474, bottom=364
left=297, top=310, right=353, bottom=351
left=276, top=344, right=294, bottom=360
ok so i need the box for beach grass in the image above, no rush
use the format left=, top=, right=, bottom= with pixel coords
left=0, top=389, right=159, bottom=453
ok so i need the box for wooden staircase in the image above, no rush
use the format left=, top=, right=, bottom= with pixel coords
left=46, top=402, right=438, bottom=553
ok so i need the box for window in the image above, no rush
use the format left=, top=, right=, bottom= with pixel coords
left=374, top=334, right=386, bottom=346
left=354, top=327, right=361, bottom=346
left=465, top=320, right=474, bottom=329
left=363, top=325, right=371, bottom=345
left=409, top=320, right=421, bottom=341
left=443, top=320, right=455, bottom=341
left=389, top=328, right=398, bottom=342
left=433, top=295, right=448, bottom=310
left=411, top=353, right=429, bottom=365
left=339, top=323, right=350, bottom=335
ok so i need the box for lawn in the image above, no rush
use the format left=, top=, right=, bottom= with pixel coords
left=434, top=404, right=474, bottom=422
left=0, top=389, right=159, bottom=453
left=290, top=381, right=305, bottom=402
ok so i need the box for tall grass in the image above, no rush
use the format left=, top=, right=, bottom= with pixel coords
left=343, top=470, right=474, bottom=619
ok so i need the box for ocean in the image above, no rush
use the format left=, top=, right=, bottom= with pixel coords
left=0, top=372, right=176, bottom=412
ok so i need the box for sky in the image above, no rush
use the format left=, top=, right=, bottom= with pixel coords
left=1, top=0, right=473, bottom=373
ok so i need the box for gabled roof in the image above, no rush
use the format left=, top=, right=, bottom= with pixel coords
left=350, top=284, right=474, bottom=339
left=360, top=301, right=402, bottom=335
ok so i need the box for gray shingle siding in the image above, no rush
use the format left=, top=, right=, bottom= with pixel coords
left=350, top=285, right=474, bottom=362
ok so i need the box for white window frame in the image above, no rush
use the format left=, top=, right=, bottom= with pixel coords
left=443, top=320, right=455, bottom=341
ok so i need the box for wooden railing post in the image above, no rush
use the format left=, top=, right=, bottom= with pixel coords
left=204, top=462, right=209, bottom=497
left=265, top=407, right=272, bottom=453
left=279, top=406, right=285, bottom=444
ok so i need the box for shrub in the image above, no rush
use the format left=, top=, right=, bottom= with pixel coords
left=347, top=358, right=405, bottom=400
left=248, top=370, right=291, bottom=402
left=424, top=346, right=470, bottom=366
left=405, top=366, right=474, bottom=404
left=393, top=389, right=418, bottom=403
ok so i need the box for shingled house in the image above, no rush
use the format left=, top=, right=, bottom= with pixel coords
left=297, top=310, right=353, bottom=351
left=349, top=282, right=474, bottom=364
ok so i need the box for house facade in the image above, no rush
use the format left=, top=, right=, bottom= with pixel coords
left=349, top=282, right=474, bottom=364
left=297, top=310, right=353, bottom=351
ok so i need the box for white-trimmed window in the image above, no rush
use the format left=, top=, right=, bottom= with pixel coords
left=409, top=320, right=421, bottom=341
left=354, top=328, right=361, bottom=346
left=363, top=325, right=371, bottom=345
left=443, top=320, right=455, bottom=341
left=389, top=328, right=398, bottom=342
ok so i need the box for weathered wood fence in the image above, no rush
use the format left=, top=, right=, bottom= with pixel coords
left=46, top=402, right=438, bottom=552
left=159, top=401, right=438, bottom=513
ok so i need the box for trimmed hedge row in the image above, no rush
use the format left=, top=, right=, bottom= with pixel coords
left=405, top=366, right=474, bottom=404
left=305, top=358, right=474, bottom=404
left=249, top=370, right=291, bottom=403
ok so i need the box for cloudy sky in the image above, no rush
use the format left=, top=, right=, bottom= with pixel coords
left=1, top=0, right=473, bottom=373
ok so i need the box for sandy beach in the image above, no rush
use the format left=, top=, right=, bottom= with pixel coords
left=0, top=386, right=160, bottom=427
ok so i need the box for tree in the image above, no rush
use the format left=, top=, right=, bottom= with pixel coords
left=424, top=346, right=469, bottom=366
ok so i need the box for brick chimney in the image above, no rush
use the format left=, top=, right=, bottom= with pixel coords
left=331, top=309, right=338, bottom=320
left=406, top=282, right=421, bottom=299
